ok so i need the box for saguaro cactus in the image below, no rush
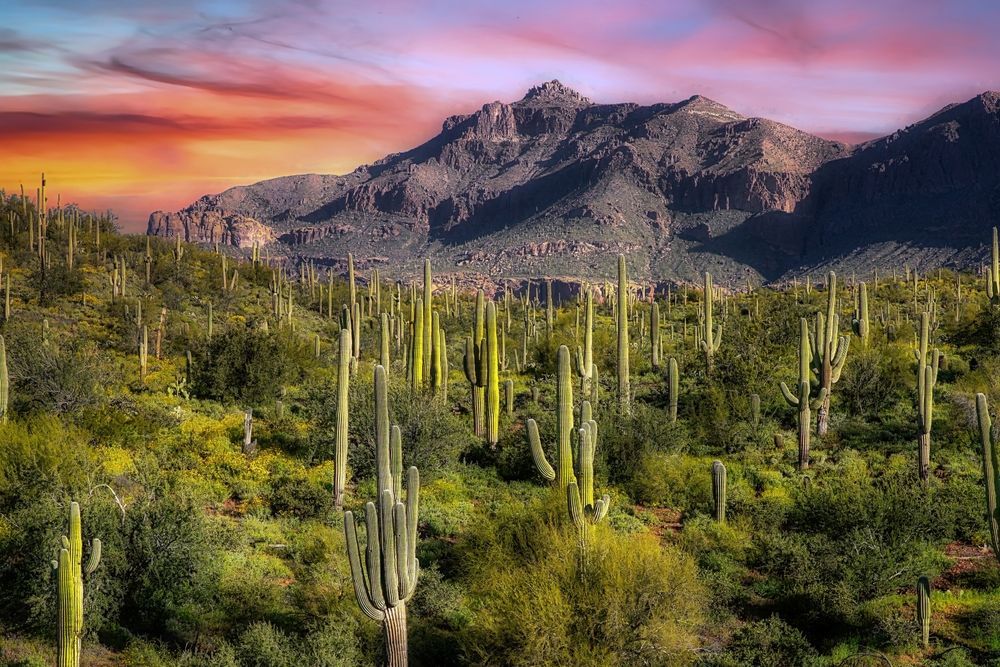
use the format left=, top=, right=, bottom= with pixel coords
left=781, top=318, right=827, bottom=470
left=0, top=334, right=8, bottom=423
left=974, top=393, right=1000, bottom=563
left=527, top=345, right=575, bottom=491
left=463, top=291, right=486, bottom=436
left=617, top=256, right=630, bottom=413
left=700, top=272, right=722, bottom=375
left=504, top=379, right=514, bottom=417
left=650, top=302, right=660, bottom=369
left=409, top=298, right=424, bottom=390
left=987, top=227, right=1000, bottom=306
left=343, top=365, right=420, bottom=667
left=667, top=357, right=679, bottom=423
left=711, top=461, right=727, bottom=524
left=485, top=301, right=501, bottom=445
left=852, top=282, right=870, bottom=347
left=917, top=575, right=931, bottom=648
left=811, top=272, right=850, bottom=436
left=567, top=419, right=610, bottom=569
left=423, top=259, right=432, bottom=380
left=915, top=312, right=940, bottom=483
left=333, top=329, right=351, bottom=509
left=575, top=287, right=594, bottom=399
left=53, top=502, right=101, bottom=667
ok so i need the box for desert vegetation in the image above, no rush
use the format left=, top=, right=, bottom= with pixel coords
left=0, top=176, right=998, bottom=666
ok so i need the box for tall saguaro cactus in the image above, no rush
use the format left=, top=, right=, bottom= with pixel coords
left=333, top=329, right=352, bottom=509
left=667, top=357, right=679, bottom=423
left=527, top=345, right=575, bottom=491
left=987, top=227, right=1000, bottom=306
left=567, top=419, right=610, bottom=569
left=974, top=393, right=1000, bottom=564
left=700, top=272, right=722, bottom=375
left=0, top=334, right=8, bottom=423
left=917, top=575, right=931, bottom=648
left=852, top=282, right=870, bottom=347
left=711, top=460, right=727, bottom=524
left=811, top=272, right=850, bottom=436
left=463, top=291, right=486, bottom=437
left=575, top=287, right=594, bottom=400
left=781, top=318, right=827, bottom=470
left=423, top=260, right=432, bottom=380
left=343, top=365, right=420, bottom=667
left=650, top=302, right=660, bottom=369
left=617, top=256, right=630, bottom=413
left=53, top=502, right=101, bottom=667
left=485, top=301, right=500, bottom=445
left=915, top=312, right=940, bottom=483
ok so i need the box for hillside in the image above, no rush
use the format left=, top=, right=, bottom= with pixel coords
left=3, top=186, right=1000, bottom=665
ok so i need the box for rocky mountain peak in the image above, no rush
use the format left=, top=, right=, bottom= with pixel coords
left=519, top=80, right=592, bottom=107
left=677, top=94, right=744, bottom=122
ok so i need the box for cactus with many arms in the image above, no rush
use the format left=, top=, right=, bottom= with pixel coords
left=700, top=272, right=722, bottom=375
left=781, top=318, right=828, bottom=470
left=915, top=312, right=940, bottom=483
left=810, top=272, right=850, bottom=436
left=975, top=393, right=1000, bottom=563
left=712, top=460, right=727, bottom=524
left=53, top=502, right=101, bottom=667
left=343, top=365, right=420, bottom=667
left=567, top=418, right=610, bottom=569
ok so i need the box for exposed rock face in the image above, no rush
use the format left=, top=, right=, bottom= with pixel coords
left=147, top=81, right=1000, bottom=283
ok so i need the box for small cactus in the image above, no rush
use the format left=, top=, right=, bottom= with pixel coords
left=711, top=461, right=727, bottom=524
left=917, top=575, right=931, bottom=648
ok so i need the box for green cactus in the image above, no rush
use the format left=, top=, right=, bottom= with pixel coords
left=527, top=345, right=575, bottom=490
left=333, top=329, right=351, bottom=509
left=811, top=272, right=850, bottom=436
left=343, top=365, right=420, bottom=667
left=575, top=287, right=594, bottom=400
left=423, top=259, right=432, bottom=380
left=485, top=300, right=500, bottom=445
left=781, top=318, right=827, bottom=470
left=138, top=325, right=148, bottom=382
left=917, top=575, right=931, bottom=648
left=617, top=255, right=630, bottom=413
left=380, top=313, right=391, bottom=371
left=700, top=272, right=722, bottom=375
left=439, top=327, right=448, bottom=403
left=711, top=460, right=726, bottom=524
left=462, top=291, right=487, bottom=436
left=915, top=312, right=940, bottom=483
left=546, top=279, right=554, bottom=339
left=410, top=298, right=424, bottom=390
left=504, top=379, right=514, bottom=417
left=0, top=334, right=8, bottom=424
left=650, top=302, right=660, bottom=369
left=987, top=227, right=1000, bottom=306
left=348, top=252, right=356, bottom=309
left=53, top=501, right=101, bottom=667
left=852, top=282, right=870, bottom=347
left=567, top=418, right=610, bottom=569
left=975, top=393, right=1000, bottom=563
left=431, top=311, right=442, bottom=394
left=667, top=357, right=679, bottom=423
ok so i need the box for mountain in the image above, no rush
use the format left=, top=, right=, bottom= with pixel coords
left=147, top=82, right=1000, bottom=284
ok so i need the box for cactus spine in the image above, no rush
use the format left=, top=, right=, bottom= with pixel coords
left=917, top=575, right=931, bottom=648
left=333, top=329, right=351, bottom=509
left=711, top=460, right=726, bottom=524
left=54, top=502, right=101, bottom=667
left=782, top=318, right=827, bottom=470
left=343, top=365, right=420, bottom=667
left=617, top=256, right=630, bottom=413
left=915, top=312, right=940, bottom=483
left=811, top=272, right=850, bottom=436
left=852, top=282, right=870, bottom=347
left=667, top=357, right=679, bottom=423
left=974, top=393, right=1000, bottom=563
left=700, top=272, right=722, bottom=375
left=485, top=300, right=500, bottom=445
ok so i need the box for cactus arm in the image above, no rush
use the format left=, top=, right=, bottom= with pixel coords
left=976, top=393, right=1000, bottom=561
left=526, top=419, right=556, bottom=481
left=810, top=386, right=828, bottom=411
left=391, top=426, right=403, bottom=501
left=362, top=503, right=387, bottom=613
left=344, top=510, right=385, bottom=621
left=392, top=502, right=410, bottom=599
left=593, top=496, right=610, bottom=522
left=830, top=336, right=851, bottom=382
left=84, top=539, right=101, bottom=575
left=567, top=482, right=584, bottom=528
left=780, top=381, right=800, bottom=406
left=405, top=466, right=420, bottom=591
left=380, top=490, right=400, bottom=607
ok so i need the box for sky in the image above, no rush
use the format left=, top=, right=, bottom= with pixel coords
left=1, top=0, right=999, bottom=231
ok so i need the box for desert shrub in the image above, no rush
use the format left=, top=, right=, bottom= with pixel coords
left=458, top=506, right=706, bottom=666
left=714, top=616, right=819, bottom=666
left=627, top=452, right=713, bottom=512
left=236, top=622, right=298, bottom=667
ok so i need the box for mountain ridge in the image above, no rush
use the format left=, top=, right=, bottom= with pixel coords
left=147, top=82, right=1000, bottom=284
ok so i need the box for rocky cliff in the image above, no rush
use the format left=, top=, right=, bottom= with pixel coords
left=148, top=82, right=1000, bottom=283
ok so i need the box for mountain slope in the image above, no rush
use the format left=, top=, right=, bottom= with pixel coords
left=148, top=82, right=1000, bottom=284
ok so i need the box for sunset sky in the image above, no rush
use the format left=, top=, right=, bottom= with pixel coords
left=1, top=0, right=999, bottom=231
